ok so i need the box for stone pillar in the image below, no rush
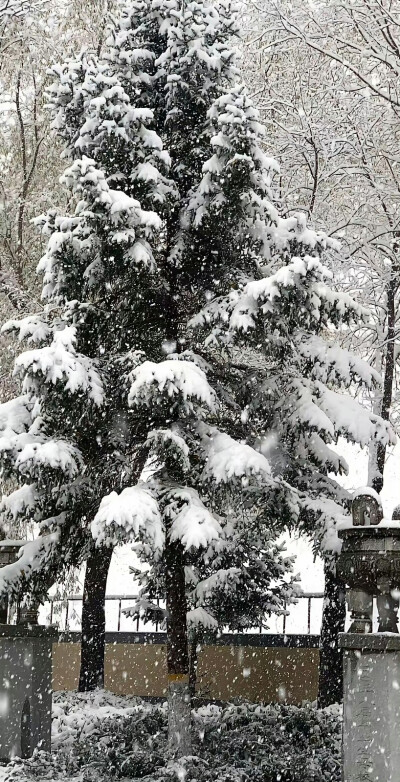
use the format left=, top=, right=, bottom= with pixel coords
left=0, top=624, right=57, bottom=760
left=0, top=540, right=27, bottom=624
left=340, top=634, right=400, bottom=782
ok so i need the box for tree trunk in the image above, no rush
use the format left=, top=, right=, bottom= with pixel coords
left=166, top=537, right=192, bottom=756
left=188, top=631, right=199, bottom=700
left=78, top=545, right=113, bottom=692
left=371, top=269, right=397, bottom=494
left=318, top=560, right=346, bottom=708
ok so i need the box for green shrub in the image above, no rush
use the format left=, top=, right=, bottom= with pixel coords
left=5, top=696, right=341, bottom=782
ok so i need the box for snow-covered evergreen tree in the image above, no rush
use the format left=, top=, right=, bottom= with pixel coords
left=0, top=0, right=394, bottom=754
left=0, top=151, right=163, bottom=583
left=0, top=41, right=167, bottom=690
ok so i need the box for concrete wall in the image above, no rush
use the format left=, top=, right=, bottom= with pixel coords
left=52, top=634, right=320, bottom=704
left=0, top=626, right=55, bottom=760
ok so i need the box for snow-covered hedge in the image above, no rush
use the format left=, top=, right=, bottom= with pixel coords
left=5, top=691, right=341, bottom=782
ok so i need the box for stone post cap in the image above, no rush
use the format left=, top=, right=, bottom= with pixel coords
left=0, top=539, right=26, bottom=564
left=339, top=633, right=400, bottom=651
left=352, top=487, right=383, bottom=526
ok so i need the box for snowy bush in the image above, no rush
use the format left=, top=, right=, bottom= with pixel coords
left=4, top=692, right=341, bottom=782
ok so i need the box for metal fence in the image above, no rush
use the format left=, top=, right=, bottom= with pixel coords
left=42, top=592, right=325, bottom=635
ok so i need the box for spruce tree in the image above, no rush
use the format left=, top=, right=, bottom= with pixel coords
left=0, top=0, right=394, bottom=756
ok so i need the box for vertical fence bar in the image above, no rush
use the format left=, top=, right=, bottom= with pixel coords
left=49, top=599, right=54, bottom=626
left=65, top=600, right=69, bottom=631
left=117, top=599, right=122, bottom=632
left=282, top=601, right=287, bottom=635
left=307, top=597, right=312, bottom=635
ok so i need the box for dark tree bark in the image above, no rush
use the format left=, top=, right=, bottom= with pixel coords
left=78, top=544, right=113, bottom=692
left=318, top=560, right=346, bottom=708
left=165, top=536, right=191, bottom=755
left=372, top=268, right=397, bottom=495
left=188, top=631, right=199, bottom=700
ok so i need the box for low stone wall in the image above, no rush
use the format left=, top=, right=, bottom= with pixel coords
left=52, top=633, right=320, bottom=704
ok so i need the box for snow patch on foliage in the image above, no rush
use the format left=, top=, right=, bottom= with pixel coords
left=0, top=396, right=31, bottom=438
left=166, top=487, right=222, bottom=550
left=318, top=386, right=396, bottom=447
left=128, top=360, right=217, bottom=413
left=0, top=532, right=60, bottom=596
left=92, top=484, right=164, bottom=551
left=187, top=606, right=218, bottom=629
left=15, top=327, right=104, bottom=405
left=2, top=314, right=51, bottom=344
left=1, top=484, right=37, bottom=520
left=299, top=335, right=381, bottom=388
left=204, top=430, right=272, bottom=483
left=15, top=439, right=84, bottom=478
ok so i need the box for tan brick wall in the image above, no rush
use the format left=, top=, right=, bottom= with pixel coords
left=52, top=643, right=81, bottom=691
left=196, top=646, right=319, bottom=703
left=53, top=642, right=319, bottom=704
left=105, top=642, right=168, bottom=697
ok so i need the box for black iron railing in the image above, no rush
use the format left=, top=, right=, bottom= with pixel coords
left=44, top=592, right=324, bottom=635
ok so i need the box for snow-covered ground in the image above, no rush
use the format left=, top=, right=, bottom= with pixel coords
left=2, top=691, right=341, bottom=782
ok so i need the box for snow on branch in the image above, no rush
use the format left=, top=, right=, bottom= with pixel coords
left=1, top=483, right=37, bottom=521
left=230, top=256, right=326, bottom=332
left=0, top=0, right=29, bottom=19
left=192, top=568, right=242, bottom=603
left=317, top=385, right=396, bottom=448
left=277, top=213, right=339, bottom=254
left=166, top=487, right=222, bottom=550
left=61, top=157, right=162, bottom=237
left=2, top=314, right=51, bottom=344
left=0, top=532, right=59, bottom=599
left=122, top=597, right=166, bottom=625
left=145, top=428, right=190, bottom=472
left=128, top=359, right=217, bottom=414
left=310, top=282, right=367, bottom=322
left=300, top=496, right=349, bottom=556
left=285, top=380, right=335, bottom=440
left=229, top=256, right=365, bottom=333
left=0, top=395, right=31, bottom=438
left=187, top=607, right=218, bottom=630
left=298, top=335, right=381, bottom=389
left=299, top=434, right=349, bottom=476
left=203, top=429, right=273, bottom=484
left=14, top=326, right=104, bottom=405
left=15, top=439, right=84, bottom=479
left=92, top=484, right=164, bottom=552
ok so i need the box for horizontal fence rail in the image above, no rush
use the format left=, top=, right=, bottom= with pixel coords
left=42, top=592, right=325, bottom=636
